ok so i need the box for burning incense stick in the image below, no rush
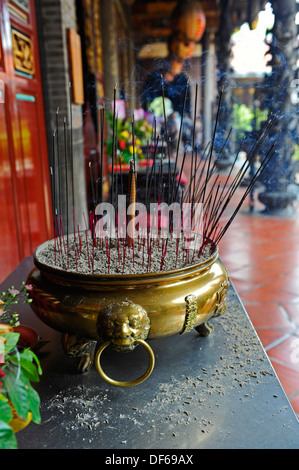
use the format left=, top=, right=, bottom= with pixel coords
left=56, top=107, right=61, bottom=217
left=63, top=117, right=69, bottom=247
left=170, top=79, right=189, bottom=204
left=68, top=82, right=75, bottom=211
left=111, top=85, right=117, bottom=205
left=100, top=107, right=105, bottom=203
left=128, top=159, right=136, bottom=249
left=89, top=161, right=96, bottom=210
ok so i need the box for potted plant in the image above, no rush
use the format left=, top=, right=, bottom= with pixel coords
left=0, top=283, right=42, bottom=449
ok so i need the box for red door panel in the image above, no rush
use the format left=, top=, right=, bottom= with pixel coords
left=0, top=0, right=52, bottom=282
left=0, top=83, right=21, bottom=281
left=16, top=94, right=50, bottom=252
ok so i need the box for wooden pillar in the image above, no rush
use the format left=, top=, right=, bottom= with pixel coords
left=100, top=0, right=120, bottom=103
left=214, top=0, right=235, bottom=169
left=201, top=31, right=215, bottom=150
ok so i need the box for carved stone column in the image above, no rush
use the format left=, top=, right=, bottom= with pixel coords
left=258, top=0, right=298, bottom=212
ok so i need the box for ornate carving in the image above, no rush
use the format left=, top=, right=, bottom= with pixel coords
left=10, top=0, right=29, bottom=13
left=61, top=333, right=97, bottom=373
left=28, top=284, right=61, bottom=314
left=213, top=277, right=229, bottom=317
left=180, top=294, right=198, bottom=334
left=97, top=300, right=151, bottom=351
left=12, top=29, right=35, bottom=75
left=8, top=1, right=29, bottom=22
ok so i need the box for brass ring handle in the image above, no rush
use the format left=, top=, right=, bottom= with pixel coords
left=94, top=339, right=155, bottom=387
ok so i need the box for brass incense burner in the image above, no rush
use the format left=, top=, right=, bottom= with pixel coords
left=34, top=86, right=276, bottom=387
left=27, top=239, right=229, bottom=387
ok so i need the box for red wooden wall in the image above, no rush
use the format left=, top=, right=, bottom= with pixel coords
left=0, top=0, right=52, bottom=283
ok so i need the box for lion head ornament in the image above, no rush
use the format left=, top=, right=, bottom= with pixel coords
left=97, top=300, right=151, bottom=351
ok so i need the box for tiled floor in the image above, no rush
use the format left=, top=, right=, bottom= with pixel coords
left=218, top=195, right=299, bottom=420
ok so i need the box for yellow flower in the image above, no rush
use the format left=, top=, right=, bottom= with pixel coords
left=0, top=323, right=12, bottom=336
left=120, top=130, right=129, bottom=139
left=0, top=299, right=4, bottom=316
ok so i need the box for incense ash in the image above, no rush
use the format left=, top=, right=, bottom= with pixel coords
left=36, top=232, right=214, bottom=275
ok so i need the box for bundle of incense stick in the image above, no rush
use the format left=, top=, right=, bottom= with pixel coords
left=48, top=84, right=277, bottom=274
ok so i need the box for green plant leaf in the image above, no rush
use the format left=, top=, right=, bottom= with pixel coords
left=10, top=348, right=42, bottom=382
left=2, top=367, right=41, bottom=424
left=2, top=332, right=20, bottom=354
left=0, top=393, right=9, bottom=403
left=22, top=348, right=42, bottom=375
left=26, top=382, right=41, bottom=424
left=4, top=374, right=29, bottom=421
left=1, top=361, right=19, bottom=393
left=0, top=420, right=18, bottom=449
left=29, top=349, right=42, bottom=375
left=10, top=356, right=39, bottom=382
left=0, top=396, right=13, bottom=423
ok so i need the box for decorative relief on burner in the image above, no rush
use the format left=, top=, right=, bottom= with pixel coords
left=181, top=294, right=198, bottom=334
left=213, top=274, right=229, bottom=317
left=97, top=300, right=151, bottom=352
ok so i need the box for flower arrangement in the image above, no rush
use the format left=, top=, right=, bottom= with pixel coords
left=0, top=282, right=33, bottom=328
left=0, top=283, right=42, bottom=449
left=106, top=111, right=153, bottom=164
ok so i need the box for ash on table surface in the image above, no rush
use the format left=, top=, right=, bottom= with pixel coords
left=39, top=290, right=290, bottom=449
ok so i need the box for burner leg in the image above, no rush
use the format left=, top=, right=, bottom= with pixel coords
left=195, top=321, right=214, bottom=336
left=61, top=333, right=97, bottom=373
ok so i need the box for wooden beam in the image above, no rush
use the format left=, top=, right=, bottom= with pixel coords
left=132, top=0, right=220, bottom=18
left=131, top=0, right=221, bottom=44
left=145, top=1, right=177, bottom=14
left=133, top=1, right=220, bottom=14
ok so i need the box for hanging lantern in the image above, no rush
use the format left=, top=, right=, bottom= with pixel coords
left=168, top=33, right=196, bottom=60
left=171, top=0, right=206, bottom=43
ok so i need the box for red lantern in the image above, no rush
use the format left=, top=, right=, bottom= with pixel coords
left=171, top=1, right=206, bottom=42
left=168, top=35, right=196, bottom=61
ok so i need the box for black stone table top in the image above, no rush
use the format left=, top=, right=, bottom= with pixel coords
left=2, top=257, right=299, bottom=450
